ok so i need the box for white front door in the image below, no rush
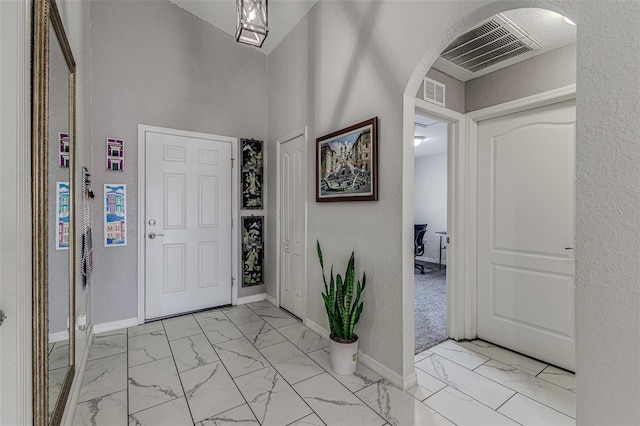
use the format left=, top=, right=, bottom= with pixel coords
left=477, top=99, right=576, bottom=371
left=145, top=129, right=232, bottom=320
left=279, top=131, right=306, bottom=318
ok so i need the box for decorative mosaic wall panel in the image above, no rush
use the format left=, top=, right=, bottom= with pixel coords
left=242, top=216, right=264, bottom=286
left=241, top=139, right=263, bottom=209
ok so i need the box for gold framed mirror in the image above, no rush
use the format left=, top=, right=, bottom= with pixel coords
left=32, top=0, right=76, bottom=424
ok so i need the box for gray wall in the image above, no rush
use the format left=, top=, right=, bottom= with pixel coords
left=268, top=1, right=640, bottom=424
left=571, top=2, right=640, bottom=423
left=267, top=0, right=483, bottom=375
left=414, top=154, right=447, bottom=264
left=466, top=42, right=576, bottom=112
left=419, top=68, right=466, bottom=114
left=90, top=0, right=268, bottom=325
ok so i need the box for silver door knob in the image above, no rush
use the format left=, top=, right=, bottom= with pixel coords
left=148, top=232, right=164, bottom=239
left=0, top=310, right=6, bottom=326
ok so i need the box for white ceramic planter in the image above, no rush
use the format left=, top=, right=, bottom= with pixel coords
left=330, top=335, right=358, bottom=375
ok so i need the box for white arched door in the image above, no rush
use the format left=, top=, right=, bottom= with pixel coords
left=477, top=99, right=576, bottom=371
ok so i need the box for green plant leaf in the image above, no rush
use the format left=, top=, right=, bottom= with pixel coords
left=317, top=244, right=366, bottom=342
left=317, top=240, right=324, bottom=269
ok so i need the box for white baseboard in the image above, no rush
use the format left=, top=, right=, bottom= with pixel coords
left=93, top=317, right=139, bottom=334
left=358, top=351, right=414, bottom=390
left=60, top=326, right=94, bottom=425
left=236, top=293, right=267, bottom=305
left=49, top=330, right=69, bottom=344
left=266, top=294, right=278, bottom=306
left=304, top=319, right=330, bottom=340
left=304, top=319, right=417, bottom=390
left=403, top=370, right=418, bottom=391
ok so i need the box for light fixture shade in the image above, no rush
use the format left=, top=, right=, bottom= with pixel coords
left=236, top=0, right=268, bottom=48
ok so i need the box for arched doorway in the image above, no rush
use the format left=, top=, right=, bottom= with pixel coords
left=401, top=2, right=578, bottom=390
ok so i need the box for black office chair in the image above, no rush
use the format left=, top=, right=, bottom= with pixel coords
left=414, top=224, right=427, bottom=274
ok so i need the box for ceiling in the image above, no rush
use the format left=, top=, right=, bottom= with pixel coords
left=414, top=115, right=447, bottom=158
left=168, top=0, right=318, bottom=54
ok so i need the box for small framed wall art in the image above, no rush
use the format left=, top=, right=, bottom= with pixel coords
left=241, top=138, right=263, bottom=209
left=106, top=138, right=124, bottom=171
left=316, top=117, right=378, bottom=202
left=242, top=215, right=264, bottom=286
left=59, top=132, right=69, bottom=167
left=56, top=181, right=70, bottom=250
left=104, top=184, right=126, bottom=247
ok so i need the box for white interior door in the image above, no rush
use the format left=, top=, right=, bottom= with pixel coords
left=477, top=99, right=576, bottom=371
left=279, top=132, right=306, bottom=318
left=145, top=130, right=232, bottom=320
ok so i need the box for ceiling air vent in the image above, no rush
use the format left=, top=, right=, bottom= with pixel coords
left=435, top=13, right=542, bottom=80
left=423, top=77, right=446, bottom=107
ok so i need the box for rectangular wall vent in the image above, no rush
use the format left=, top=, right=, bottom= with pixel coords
left=438, top=14, right=542, bottom=76
left=423, top=77, right=446, bottom=107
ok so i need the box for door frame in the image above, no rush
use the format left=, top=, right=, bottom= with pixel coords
left=413, top=98, right=472, bottom=343
left=137, top=125, right=239, bottom=324
left=275, top=127, right=308, bottom=319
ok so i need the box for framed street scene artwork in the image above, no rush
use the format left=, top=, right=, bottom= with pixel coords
left=106, top=138, right=124, bottom=171
left=104, top=184, right=126, bottom=246
left=316, top=117, right=378, bottom=202
left=56, top=182, right=70, bottom=250
left=59, top=132, right=69, bottom=168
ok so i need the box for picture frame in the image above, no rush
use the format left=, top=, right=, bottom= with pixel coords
left=104, top=184, right=126, bottom=247
left=59, top=132, right=69, bottom=168
left=106, top=137, right=124, bottom=171
left=241, top=138, right=264, bottom=209
left=241, top=215, right=264, bottom=286
left=316, top=117, right=378, bottom=202
left=56, top=181, right=70, bottom=250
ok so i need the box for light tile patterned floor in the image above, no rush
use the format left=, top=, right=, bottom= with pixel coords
left=73, top=301, right=576, bottom=425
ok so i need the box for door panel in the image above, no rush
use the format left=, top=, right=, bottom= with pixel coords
left=477, top=100, right=576, bottom=371
left=279, top=134, right=306, bottom=318
left=145, top=131, right=232, bottom=320
left=492, top=265, right=574, bottom=336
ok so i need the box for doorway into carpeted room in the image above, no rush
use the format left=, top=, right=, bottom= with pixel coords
left=414, top=264, right=447, bottom=353
left=414, top=112, right=448, bottom=354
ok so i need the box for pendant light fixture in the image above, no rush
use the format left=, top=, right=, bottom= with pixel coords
left=236, top=0, right=268, bottom=48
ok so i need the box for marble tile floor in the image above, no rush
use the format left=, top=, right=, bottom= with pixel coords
left=73, top=301, right=576, bottom=426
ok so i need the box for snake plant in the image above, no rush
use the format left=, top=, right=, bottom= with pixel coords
left=317, top=241, right=366, bottom=343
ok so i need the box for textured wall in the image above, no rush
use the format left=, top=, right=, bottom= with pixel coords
left=90, top=0, right=267, bottom=325
left=571, top=2, right=640, bottom=424
left=466, top=42, right=576, bottom=112
left=414, top=154, right=447, bottom=264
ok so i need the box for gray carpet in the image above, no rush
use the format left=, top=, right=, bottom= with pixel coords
left=414, top=265, right=447, bottom=354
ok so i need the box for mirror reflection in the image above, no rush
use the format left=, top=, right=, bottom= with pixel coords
left=47, top=17, right=71, bottom=421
